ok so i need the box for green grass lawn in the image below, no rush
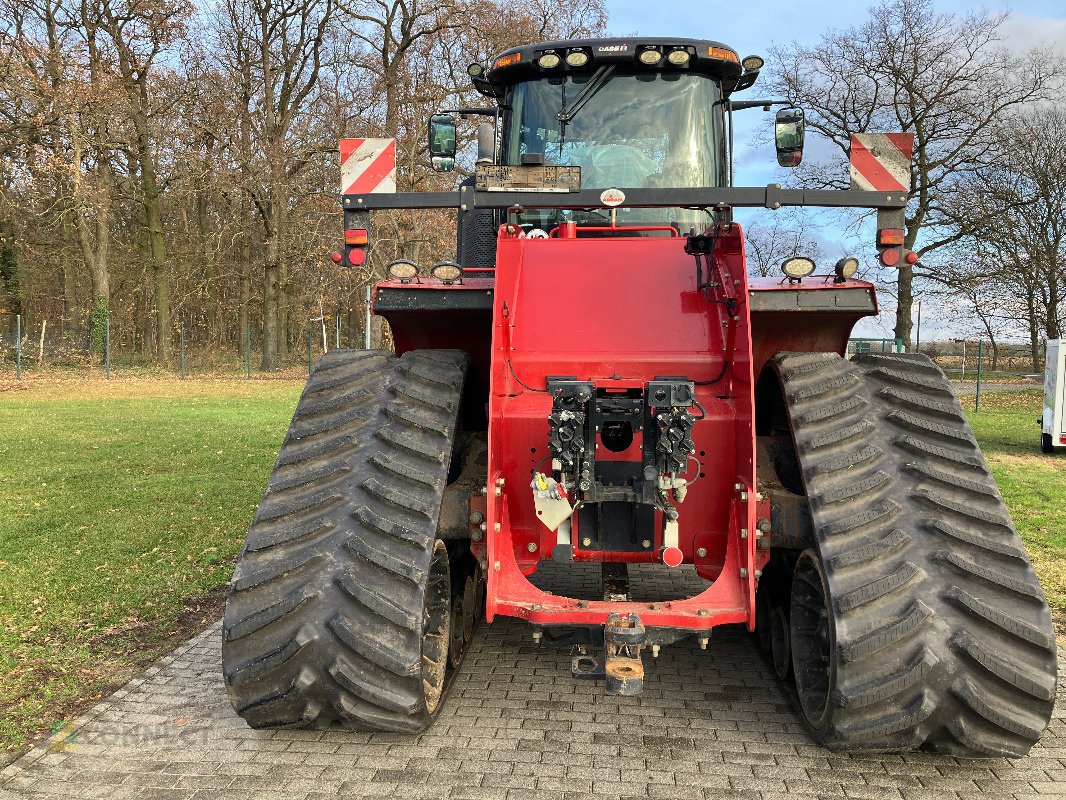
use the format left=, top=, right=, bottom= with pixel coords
left=0, top=378, right=302, bottom=755
left=0, top=379, right=1061, bottom=756
left=963, top=389, right=1066, bottom=622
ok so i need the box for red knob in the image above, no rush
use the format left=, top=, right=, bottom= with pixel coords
left=330, top=251, right=343, bottom=264
left=904, top=250, right=919, bottom=265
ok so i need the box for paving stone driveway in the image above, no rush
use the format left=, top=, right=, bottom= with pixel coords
left=1, top=563, right=1064, bottom=800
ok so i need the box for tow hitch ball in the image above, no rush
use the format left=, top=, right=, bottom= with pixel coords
left=571, top=612, right=646, bottom=695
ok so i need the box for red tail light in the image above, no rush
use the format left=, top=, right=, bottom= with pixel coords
left=330, top=252, right=343, bottom=264
left=345, top=229, right=369, bottom=246
left=348, top=248, right=366, bottom=267
left=877, top=228, right=905, bottom=247
left=880, top=248, right=900, bottom=267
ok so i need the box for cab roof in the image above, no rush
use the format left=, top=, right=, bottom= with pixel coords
left=486, top=36, right=745, bottom=85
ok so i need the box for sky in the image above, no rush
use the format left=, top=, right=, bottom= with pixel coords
left=603, top=0, right=1066, bottom=341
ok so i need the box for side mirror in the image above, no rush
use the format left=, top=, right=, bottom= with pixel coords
left=428, top=113, right=456, bottom=173
left=775, top=107, right=805, bottom=167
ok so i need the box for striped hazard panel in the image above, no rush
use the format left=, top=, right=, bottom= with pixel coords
left=340, top=138, right=396, bottom=194
left=849, top=133, right=914, bottom=192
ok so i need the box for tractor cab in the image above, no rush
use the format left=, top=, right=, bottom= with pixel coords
left=429, top=38, right=796, bottom=237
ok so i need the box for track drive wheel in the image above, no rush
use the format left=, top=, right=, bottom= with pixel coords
left=222, top=349, right=473, bottom=732
left=769, top=352, right=1058, bottom=757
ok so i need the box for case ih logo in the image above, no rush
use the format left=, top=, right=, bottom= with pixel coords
left=597, top=45, right=628, bottom=52
left=340, top=138, right=396, bottom=194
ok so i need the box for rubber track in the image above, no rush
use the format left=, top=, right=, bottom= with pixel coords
left=771, top=352, right=1057, bottom=756
left=222, top=349, right=467, bottom=732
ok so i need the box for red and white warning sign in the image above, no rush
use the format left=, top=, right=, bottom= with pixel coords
left=849, top=133, right=914, bottom=192
left=340, top=138, right=396, bottom=195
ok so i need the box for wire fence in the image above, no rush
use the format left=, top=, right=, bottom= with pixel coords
left=1, top=299, right=374, bottom=382
left=3, top=309, right=1049, bottom=411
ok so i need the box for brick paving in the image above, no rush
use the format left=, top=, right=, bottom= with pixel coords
left=1, top=562, right=1064, bottom=800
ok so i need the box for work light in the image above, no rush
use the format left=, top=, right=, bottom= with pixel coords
left=835, top=257, right=859, bottom=281
left=782, top=257, right=816, bottom=280
left=565, top=50, right=589, bottom=67
left=667, top=49, right=690, bottom=66
left=430, top=262, right=463, bottom=283
left=387, top=260, right=419, bottom=281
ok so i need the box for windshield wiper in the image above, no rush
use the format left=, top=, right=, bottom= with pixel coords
left=557, top=66, right=615, bottom=126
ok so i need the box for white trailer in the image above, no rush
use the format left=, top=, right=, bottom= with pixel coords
left=1041, top=339, right=1065, bottom=453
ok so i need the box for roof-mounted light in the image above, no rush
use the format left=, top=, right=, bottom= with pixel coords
left=638, top=48, right=663, bottom=65
left=386, top=260, right=419, bottom=282
left=708, top=46, right=739, bottom=63
left=430, top=262, right=463, bottom=283
left=565, top=49, right=589, bottom=67
left=538, top=51, right=560, bottom=69
left=741, top=55, right=764, bottom=72
left=492, top=52, right=521, bottom=70
left=835, top=257, right=859, bottom=282
left=467, top=63, right=485, bottom=78
left=782, top=256, right=816, bottom=281
left=667, top=48, right=691, bottom=66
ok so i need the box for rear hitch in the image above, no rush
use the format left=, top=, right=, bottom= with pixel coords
left=570, top=612, right=646, bottom=695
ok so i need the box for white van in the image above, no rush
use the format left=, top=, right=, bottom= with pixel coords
left=1041, top=339, right=1065, bottom=453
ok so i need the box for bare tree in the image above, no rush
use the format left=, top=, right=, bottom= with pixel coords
left=769, top=0, right=1064, bottom=349
left=0, top=0, right=607, bottom=365
left=216, top=0, right=334, bottom=370
left=91, top=0, right=192, bottom=360
left=743, top=210, right=825, bottom=278
left=939, top=108, right=1066, bottom=370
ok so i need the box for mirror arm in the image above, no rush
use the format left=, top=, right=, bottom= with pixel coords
left=730, top=99, right=791, bottom=111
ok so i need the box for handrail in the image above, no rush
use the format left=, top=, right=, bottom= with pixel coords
left=342, top=184, right=908, bottom=213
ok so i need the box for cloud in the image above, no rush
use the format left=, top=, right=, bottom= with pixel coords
left=999, top=14, right=1066, bottom=57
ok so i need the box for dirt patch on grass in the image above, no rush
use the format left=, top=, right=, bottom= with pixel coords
left=4, top=376, right=303, bottom=402
left=0, top=585, right=226, bottom=765
left=986, top=452, right=1049, bottom=468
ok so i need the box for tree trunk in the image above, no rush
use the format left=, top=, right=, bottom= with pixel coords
left=1027, top=295, right=1042, bottom=373
left=1046, top=266, right=1061, bottom=341
left=261, top=190, right=280, bottom=371
left=277, top=257, right=289, bottom=360
left=59, top=216, right=79, bottom=338
left=196, top=189, right=220, bottom=347
left=239, top=215, right=251, bottom=365
left=144, top=187, right=170, bottom=360
left=894, top=224, right=919, bottom=350
left=262, top=262, right=278, bottom=370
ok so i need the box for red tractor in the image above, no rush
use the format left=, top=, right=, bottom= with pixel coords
left=222, top=37, right=1058, bottom=756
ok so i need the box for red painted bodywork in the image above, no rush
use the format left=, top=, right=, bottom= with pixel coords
left=376, top=224, right=878, bottom=633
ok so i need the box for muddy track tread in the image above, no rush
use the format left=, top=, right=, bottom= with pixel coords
left=878, top=386, right=960, bottom=418
left=827, top=529, right=910, bottom=570
left=222, top=348, right=468, bottom=732
left=770, top=351, right=1056, bottom=757
left=796, top=419, right=875, bottom=453
left=838, top=649, right=938, bottom=709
